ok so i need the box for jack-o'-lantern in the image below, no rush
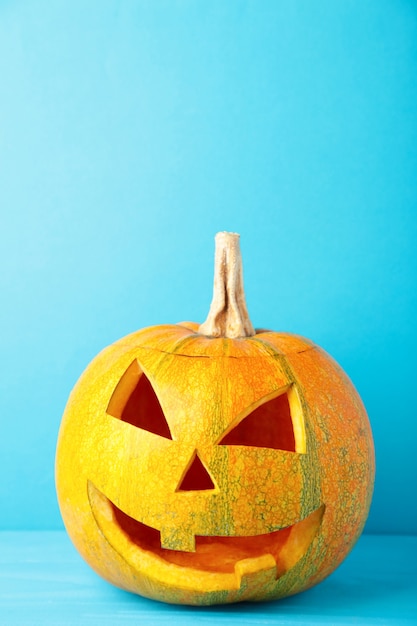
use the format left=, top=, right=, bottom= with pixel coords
left=55, top=232, right=374, bottom=605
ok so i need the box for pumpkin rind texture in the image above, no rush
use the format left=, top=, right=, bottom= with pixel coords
left=56, top=322, right=375, bottom=605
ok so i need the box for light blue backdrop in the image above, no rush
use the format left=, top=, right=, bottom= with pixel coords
left=0, top=1, right=416, bottom=534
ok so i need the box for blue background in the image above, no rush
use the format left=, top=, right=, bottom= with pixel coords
left=0, top=0, right=416, bottom=536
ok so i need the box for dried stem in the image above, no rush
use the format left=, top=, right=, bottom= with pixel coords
left=198, top=232, right=255, bottom=338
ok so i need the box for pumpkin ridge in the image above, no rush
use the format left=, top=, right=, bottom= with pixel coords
left=275, top=352, right=323, bottom=526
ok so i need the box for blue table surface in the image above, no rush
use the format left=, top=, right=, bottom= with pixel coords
left=0, top=532, right=415, bottom=625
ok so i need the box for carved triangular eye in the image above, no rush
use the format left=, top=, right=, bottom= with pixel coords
left=107, top=363, right=172, bottom=440
left=120, top=374, right=172, bottom=439
left=218, top=391, right=296, bottom=452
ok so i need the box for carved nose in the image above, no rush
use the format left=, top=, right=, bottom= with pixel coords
left=176, top=451, right=216, bottom=492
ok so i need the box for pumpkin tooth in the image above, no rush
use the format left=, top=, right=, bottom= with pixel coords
left=234, top=554, right=276, bottom=585
left=160, top=529, right=195, bottom=553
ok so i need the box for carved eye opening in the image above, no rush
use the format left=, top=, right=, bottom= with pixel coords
left=107, top=363, right=306, bottom=454
left=107, top=361, right=172, bottom=440
left=218, top=386, right=305, bottom=453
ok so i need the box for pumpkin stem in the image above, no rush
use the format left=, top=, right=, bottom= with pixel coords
left=198, top=232, right=255, bottom=338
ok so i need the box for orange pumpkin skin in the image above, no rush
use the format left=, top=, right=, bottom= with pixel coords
left=56, top=321, right=375, bottom=605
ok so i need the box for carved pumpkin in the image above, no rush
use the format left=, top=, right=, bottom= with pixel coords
left=55, top=232, right=374, bottom=605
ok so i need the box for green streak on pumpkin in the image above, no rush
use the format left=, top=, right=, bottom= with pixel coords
left=250, top=337, right=322, bottom=522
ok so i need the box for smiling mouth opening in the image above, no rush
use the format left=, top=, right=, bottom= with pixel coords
left=88, top=481, right=324, bottom=581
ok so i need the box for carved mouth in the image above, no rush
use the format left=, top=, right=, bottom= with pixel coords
left=88, top=481, right=324, bottom=590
